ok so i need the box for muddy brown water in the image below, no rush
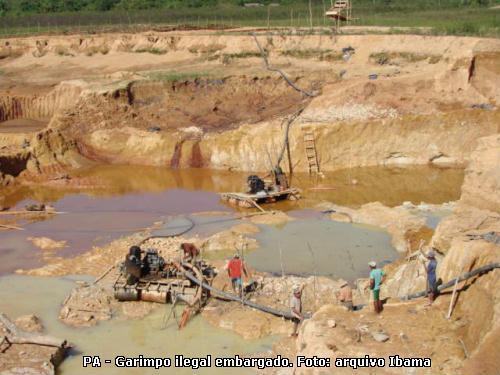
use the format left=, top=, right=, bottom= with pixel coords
left=0, top=275, right=274, bottom=374
left=0, top=165, right=463, bottom=275
left=0, top=118, right=49, bottom=133
left=0, top=165, right=462, bottom=373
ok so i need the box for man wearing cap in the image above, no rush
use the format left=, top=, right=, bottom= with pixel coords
left=337, top=281, right=354, bottom=311
left=290, top=284, right=304, bottom=337
left=369, top=261, right=385, bottom=314
left=227, top=254, right=248, bottom=297
left=425, top=249, right=438, bottom=306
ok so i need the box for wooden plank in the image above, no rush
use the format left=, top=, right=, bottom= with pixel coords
left=0, top=224, right=24, bottom=231
left=0, top=210, right=64, bottom=216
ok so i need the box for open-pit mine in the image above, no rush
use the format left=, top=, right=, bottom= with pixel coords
left=0, top=27, right=499, bottom=375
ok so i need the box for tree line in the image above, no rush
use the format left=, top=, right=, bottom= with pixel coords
left=0, top=0, right=495, bottom=16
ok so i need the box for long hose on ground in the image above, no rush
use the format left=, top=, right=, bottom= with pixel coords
left=137, top=216, right=195, bottom=245
left=401, top=263, right=500, bottom=301
left=181, top=263, right=311, bottom=320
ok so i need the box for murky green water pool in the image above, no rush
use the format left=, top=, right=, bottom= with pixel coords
left=0, top=275, right=275, bottom=374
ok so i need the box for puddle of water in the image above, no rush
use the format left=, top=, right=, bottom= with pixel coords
left=246, top=218, right=398, bottom=281
left=413, top=208, right=454, bottom=230
left=0, top=275, right=275, bottom=375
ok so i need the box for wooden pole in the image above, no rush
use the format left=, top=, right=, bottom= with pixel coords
left=0, top=313, right=69, bottom=349
left=309, top=0, right=313, bottom=30
left=446, top=276, right=460, bottom=319
left=306, top=242, right=318, bottom=310
left=279, top=242, right=285, bottom=279
left=267, top=6, right=271, bottom=31
left=248, top=199, right=266, bottom=213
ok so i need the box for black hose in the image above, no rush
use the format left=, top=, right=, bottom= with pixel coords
left=138, top=216, right=195, bottom=245
left=182, top=265, right=311, bottom=320
left=401, top=263, right=500, bottom=301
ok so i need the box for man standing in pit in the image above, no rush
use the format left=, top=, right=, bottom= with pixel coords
left=337, top=281, right=354, bottom=311
left=425, top=249, right=438, bottom=306
left=227, top=254, right=248, bottom=298
left=369, top=261, right=385, bottom=314
left=290, top=284, right=304, bottom=337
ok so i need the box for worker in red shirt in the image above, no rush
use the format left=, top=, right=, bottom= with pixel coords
left=227, top=254, right=248, bottom=297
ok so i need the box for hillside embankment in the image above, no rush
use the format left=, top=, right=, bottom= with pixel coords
left=0, top=31, right=498, bottom=185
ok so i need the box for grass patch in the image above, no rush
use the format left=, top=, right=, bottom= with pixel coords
left=188, top=43, right=226, bottom=55
left=134, top=47, right=167, bottom=55
left=370, top=51, right=442, bottom=65
left=281, top=48, right=343, bottom=61
left=146, top=71, right=212, bottom=82
left=0, top=3, right=497, bottom=38
left=221, top=51, right=263, bottom=64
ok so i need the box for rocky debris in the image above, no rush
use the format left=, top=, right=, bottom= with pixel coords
left=59, top=282, right=114, bottom=327
left=301, top=103, right=398, bottom=122
left=204, top=273, right=352, bottom=340
left=371, top=331, right=390, bottom=342
left=201, top=229, right=258, bottom=253
left=295, top=302, right=464, bottom=375
left=249, top=211, right=293, bottom=226
left=466, top=231, right=500, bottom=245
left=431, top=206, right=500, bottom=253
left=382, top=258, right=427, bottom=298
left=460, top=134, right=500, bottom=212
left=323, top=202, right=428, bottom=252
left=0, top=314, right=66, bottom=375
left=14, top=315, right=44, bottom=333
left=202, top=301, right=290, bottom=340
left=230, top=222, right=260, bottom=235
left=0, top=173, right=15, bottom=187
left=27, top=237, right=67, bottom=251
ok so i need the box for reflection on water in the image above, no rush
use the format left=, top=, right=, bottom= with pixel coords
left=0, top=275, right=274, bottom=375
left=0, top=165, right=462, bottom=275
left=247, top=218, right=398, bottom=281
left=1, top=165, right=463, bottom=209
left=0, top=190, right=231, bottom=275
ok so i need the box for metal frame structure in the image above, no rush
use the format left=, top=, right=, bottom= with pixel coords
left=325, top=0, right=353, bottom=32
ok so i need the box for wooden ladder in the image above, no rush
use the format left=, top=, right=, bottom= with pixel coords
left=302, top=128, right=320, bottom=174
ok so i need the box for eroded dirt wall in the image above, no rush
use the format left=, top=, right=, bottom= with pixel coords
left=0, top=81, right=84, bottom=123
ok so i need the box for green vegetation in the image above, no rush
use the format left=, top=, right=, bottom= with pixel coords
left=188, top=43, right=226, bottom=54
left=281, top=48, right=343, bottom=61
left=146, top=70, right=213, bottom=81
left=370, top=51, right=443, bottom=65
left=134, top=47, right=167, bottom=54
left=0, top=0, right=498, bottom=37
left=222, top=51, right=261, bottom=61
